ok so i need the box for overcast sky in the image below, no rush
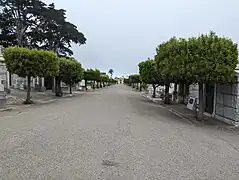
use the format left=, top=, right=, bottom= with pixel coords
left=44, top=0, right=239, bottom=77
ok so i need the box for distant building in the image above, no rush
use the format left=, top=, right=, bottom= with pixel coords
left=115, top=77, right=124, bottom=84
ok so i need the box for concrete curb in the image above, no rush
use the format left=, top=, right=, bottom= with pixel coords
left=0, top=107, right=15, bottom=112
left=0, top=93, right=81, bottom=112
left=141, top=93, right=202, bottom=126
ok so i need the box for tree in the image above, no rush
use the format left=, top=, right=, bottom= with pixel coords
left=139, top=59, right=164, bottom=98
left=101, top=74, right=109, bottom=87
left=84, top=69, right=100, bottom=90
left=0, top=1, right=87, bottom=95
left=29, top=3, right=87, bottom=56
left=99, top=72, right=108, bottom=87
left=0, top=0, right=47, bottom=47
left=188, top=32, right=238, bottom=120
left=129, top=74, right=141, bottom=89
left=58, top=58, right=83, bottom=94
left=3, top=47, right=59, bottom=103
left=155, top=32, right=238, bottom=120
left=155, top=38, right=180, bottom=104
left=0, top=1, right=87, bottom=52
left=108, top=69, right=113, bottom=78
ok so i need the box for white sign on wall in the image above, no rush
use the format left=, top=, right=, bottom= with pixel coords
left=187, top=97, right=197, bottom=111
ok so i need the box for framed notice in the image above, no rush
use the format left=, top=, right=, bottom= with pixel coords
left=187, top=97, right=197, bottom=111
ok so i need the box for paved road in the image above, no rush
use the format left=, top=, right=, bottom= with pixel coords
left=0, top=84, right=239, bottom=179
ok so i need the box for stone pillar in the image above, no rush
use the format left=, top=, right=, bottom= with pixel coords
left=6, top=71, right=10, bottom=88
left=36, top=77, right=39, bottom=85
left=52, top=77, right=55, bottom=92
left=0, top=83, right=5, bottom=108
left=32, top=77, right=36, bottom=88
left=41, top=78, right=44, bottom=87
left=212, top=84, right=217, bottom=117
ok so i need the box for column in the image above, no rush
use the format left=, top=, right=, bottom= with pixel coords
left=36, top=76, right=39, bottom=85
left=41, top=78, right=44, bottom=88
left=32, top=77, right=36, bottom=88
left=212, top=84, right=217, bottom=118
left=6, top=71, right=10, bottom=88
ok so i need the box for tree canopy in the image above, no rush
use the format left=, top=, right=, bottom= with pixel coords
left=3, top=46, right=59, bottom=103
left=139, top=59, right=163, bottom=86
left=108, top=69, right=113, bottom=78
left=3, top=46, right=59, bottom=77
left=0, top=0, right=87, bottom=56
left=58, top=58, right=83, bottom=93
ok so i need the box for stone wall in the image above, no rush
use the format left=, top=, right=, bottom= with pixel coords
left=215, top=81, right=239, bottom=126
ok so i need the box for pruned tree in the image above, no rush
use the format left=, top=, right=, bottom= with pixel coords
left=155, top=31, right=238, bottom=120
left=101, top=74, right=109, bottom=87
left=139, top=59, right=164, bottom=98
left=129, top=74, right=141, bottom=89
left=84, top=69, right=100, bottom=90
left=188, top=32, right=238, bottom=120
left=58, top=58, right=83, bottom=94
left=3, top=46, right=59, bottom=103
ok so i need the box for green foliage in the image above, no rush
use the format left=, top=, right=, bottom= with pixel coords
left=58, top=58, right=83, bottom=86
left=3, top=46, right=59, bottom=77
left=138, top=59, right=164, bottom=85
left=0, top=0, right=46, bottom=46
left=31, top=3, right=87, bottom=56
left=3, top=46, right=59, bottom=103
left=129, top=74, right=141, bottom=84
left=108, top=69, right=113, bottom=78
left=101, top=73, right=109, bottom=83
left=155, top=32, right=238, bottom=84
left=84, top=68, right=100, bottom=81
left=189, top=32, right=238, bottom=83
left=0, top=0, right=87, bottom=56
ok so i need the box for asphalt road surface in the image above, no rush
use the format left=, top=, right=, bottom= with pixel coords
left=0, top=84, right=239, bottom=180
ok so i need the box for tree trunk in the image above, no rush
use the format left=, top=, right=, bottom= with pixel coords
left=197, top=82, right=205, bottom=121
left=173, top=83, right=178, bottom=102
left=85, top=80, right=88, bottom=91
left=92, top=81, right=95, bottom=89
left=9, top=73, right=12, bottom=87
left=55, top=77, right=62, bottom=97
left=152, top=85, right=156, bottom=98
left=183, top=83, right=190, bottom=104
left=69, top=84, right=72, bottom=94
left=164, top=83, right=170, bottom=104
left=55, top=77, right=59, bottom=96
left=178, top=83, right=184, bottom=103
left=139, top=83, right=142, bottom=91
left=26, top=76, right=32, bottom=104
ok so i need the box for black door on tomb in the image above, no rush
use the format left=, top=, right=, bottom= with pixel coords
left=205, top=84, right=214, bottom=114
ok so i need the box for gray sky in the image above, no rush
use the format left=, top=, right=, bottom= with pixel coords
left=44, top=0, right=239, bottom=77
